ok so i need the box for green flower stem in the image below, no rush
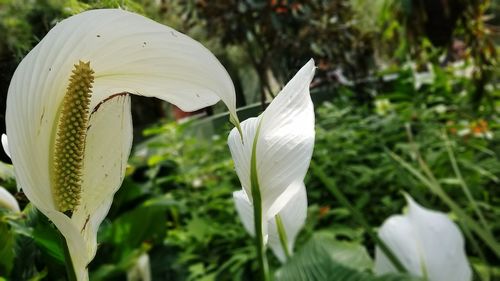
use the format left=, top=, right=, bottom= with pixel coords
left=62, top=239, right=77, bottom=281
left=275, top=214, right=291, bottom=260
left=442, top=132, right=490, bottom=277
left=442, top=132, right=490, bottom=234
left=250, top=121, right=270, bottom=281
left=252, top=189, right=270, bottom=281
left=310, top=163, right=408, bottom=273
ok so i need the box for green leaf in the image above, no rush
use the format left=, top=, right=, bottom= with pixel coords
left=99, top=199, right=176, bottom=251
left=32, top=222, right=65, bottom=263
left=0, top=222, right=15, bottom=274
left=0, top=162, right=15, bottom=181
left=186, top=216, right=212, bottom=243
left=326, top=239, right=373, bottom=271
left=90, top=247, right=146, bottom=281
left=275, top=233, right=420, bottom=281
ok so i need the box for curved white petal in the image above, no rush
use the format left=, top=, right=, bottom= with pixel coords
left=233, top=189, right=255, bottom=237
left=374, top=195, right=472, bottom=281
left=228, top=60, right=315, bottom=221
left=71, top=94, right=133, bottom=263
left=1, top=134, right=10, bottom=159
left=255, top=60, right=315, bottom=219
left=233, top=189, right=269, bottom=244
left=6, top=8, right=238, bottom=210
left=233, top=182, right=307, bottom=262
left=43, top=208, right=89, bottom=281
left=0, top=186, right=20, bottom=212
left=16, top=9, right=236, bottom=115
left=268, top=182, right=307, bottom=263
left=374, top=216, right=421, bottom=274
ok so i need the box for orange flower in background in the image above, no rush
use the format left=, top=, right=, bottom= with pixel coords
left=451, top=119, right=493, bottom=140
left=446, top=120, right=457, bottom=135
left=467, top=119, right=493, bottom=139
left=270, top=0, right=302, bottom=14
left=471, top=119, right=489, bottom=135
left=319, top=205, right=330, bottom=218
left=290, top=2, right=301, bottom=11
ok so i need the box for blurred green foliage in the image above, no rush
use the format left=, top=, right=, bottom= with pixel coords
left=0, top=0, right=499, bottom=280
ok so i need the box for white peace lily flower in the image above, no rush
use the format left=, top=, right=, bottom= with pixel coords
left=0, top=186, right=20, bottom=213
left=374, top=195, right=472, bottom=281
left=229, top=60, right=315, bottom=262
left=6, top=9, right=238, bottom=281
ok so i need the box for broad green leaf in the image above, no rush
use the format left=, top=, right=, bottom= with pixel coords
left=90, top=247, right=146, bottom=281
left=186, top=216, right=213, bottom=243
left=101, top=206, right=166, bottom=249
left=0, top=222, right=15, bottom=274
left=32, top=222, right=65, bottom=263
left=275, top=233, right=420, bottom=281
left=0, top=162, right=14, bottom=182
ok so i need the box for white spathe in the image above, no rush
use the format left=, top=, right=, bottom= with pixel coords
left=234, top=182, right=307, bottom=262
left=267, top=183, right=307, bottom=262
left=374, top=195, right=472, bottom=281
left=229, top=60, right=315, bottom=261
left=6, top=9, right=238, bottom=281
left=0, top=186, right=20, bottom=213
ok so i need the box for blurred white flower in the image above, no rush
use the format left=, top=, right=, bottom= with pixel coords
left=485, top=84, right=494, bottom=92
left=0, top=186, right=20, bottom=213
left=413, top=64, right=435, bottom=90
left=229, top=60, right=315, bottom=262
left=374, top=98, right=393, bottom=116
left=127, top=253, right=151, bottom=281
left=6, top=9, right=238, bottom=281
left=433, top=104, right=447, bottom=114
left=414, top=71, right=435, bottom=90
left=192, top=178, right=203, bottom=188
left=333, top=68, right=354, bottom=86
left=457, top=128, right=470, bottom=137
left=1, top=134, right=10, bottom=158
left=451, top=60, right=474, bottom=79
left=382, top=73, right=399, bottom=82
left=375, top=195, right=471, bottom=281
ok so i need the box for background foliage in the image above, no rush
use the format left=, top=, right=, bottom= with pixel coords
left=0, top=0, right=499, bottom=280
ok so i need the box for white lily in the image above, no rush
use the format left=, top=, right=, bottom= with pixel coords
left=6, top=9, right=238, bottom=281
left=374, top=195, right=472, bottom=281
left=0, top=186, right=20, bottom=213
left=229, top=60, right=315, bottom=263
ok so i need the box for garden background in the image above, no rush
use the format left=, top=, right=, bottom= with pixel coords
left=0, top=0, right=499, bottom=280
